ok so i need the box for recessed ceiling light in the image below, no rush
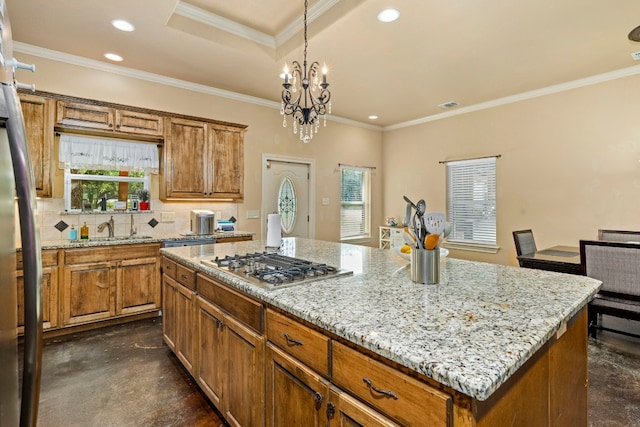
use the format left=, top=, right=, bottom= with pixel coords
left=438, top=101, right=459, bottom=109
left=377, top=8, right=400, bottom=23
left=368, top=115, right=378, bottom=120
left=111, top=19, right=135, bottom=32
left=104, top=53, right=123, bottom=62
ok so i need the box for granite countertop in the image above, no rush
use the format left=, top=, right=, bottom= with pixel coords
left=31, top=231, right=255, bottom=250
left=160, top=237, right=602, bottom=401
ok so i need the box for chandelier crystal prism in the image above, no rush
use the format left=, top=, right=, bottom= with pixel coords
left=280, top=0, right=331, bottom=143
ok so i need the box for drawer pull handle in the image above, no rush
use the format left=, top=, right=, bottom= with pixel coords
left=363, top=378, right=398, bottom=400
left=314, top=391, right=323, bottom=409
left=284, top=333, right=303, bottom=346
left=181, top=274, right=188, bottom=280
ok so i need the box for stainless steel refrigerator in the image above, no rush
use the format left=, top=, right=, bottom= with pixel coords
left=0, top=1, right=43, bottom=426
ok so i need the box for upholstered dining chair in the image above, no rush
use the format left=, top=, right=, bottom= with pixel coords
left=513, top=229, right=537, bottom=257
left=598, top=229, right=640, bottom=243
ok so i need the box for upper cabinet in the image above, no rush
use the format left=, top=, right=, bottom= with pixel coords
left=19, top=93, right=55, bottom=197
left=56, top=101, right=164, bottom=137
left=161, top=118, right=245, bottom=201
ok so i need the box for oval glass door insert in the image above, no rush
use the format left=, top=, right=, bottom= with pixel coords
left=278, top=177, right=297, bottom=234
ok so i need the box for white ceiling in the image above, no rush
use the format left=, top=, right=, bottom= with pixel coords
left=7, top=0, right=640, bottom=127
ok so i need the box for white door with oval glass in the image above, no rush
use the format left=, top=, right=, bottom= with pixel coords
left=263, top=160, right=310, bottom=238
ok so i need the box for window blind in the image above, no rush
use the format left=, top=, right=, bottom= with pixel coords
left=340, top=167, right=370, bottom=239
left=446, top=157, right=497, bottom=245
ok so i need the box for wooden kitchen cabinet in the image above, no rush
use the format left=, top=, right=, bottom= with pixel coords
left=327, top=387, right=401, bottom=427
left=161, top=117, right=246, bottom=201
left=17, top=250, right=59, bottom=331
left=196, top=275, right=265, bottom=427
left=62, top=243, right=161, bottom=326
left=19, top=93, right=54, bottom=197
left=56, top=100, right=164, bottom=137
left=266, top=343, right=330, bottom=427
left=56, top=101, right=115, bottom=131
left=115, top=110, right=163, bottom=136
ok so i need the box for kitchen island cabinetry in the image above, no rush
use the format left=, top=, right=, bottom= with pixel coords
left=196, top=274, right=265, bottom=427
left=17, top=249, right=59, bottom=331
left=160, top=238, right=601, bottom=427
left=62, top=243, right=161, bottom=326
left=19, top=93, right=54, bottom=197
left=161, top=118, right=245, bottom=201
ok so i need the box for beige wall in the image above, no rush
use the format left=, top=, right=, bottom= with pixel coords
left=19, top=54, right=383, bottom=244
left=382, top=74, right=640, bottom=266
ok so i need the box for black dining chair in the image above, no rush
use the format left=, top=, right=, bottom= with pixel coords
left=513, top=229, right=537, bottom=260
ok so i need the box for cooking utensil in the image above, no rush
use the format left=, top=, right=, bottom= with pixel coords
left=416, top=199, right=427, bottom=248
left=424, top=212, right=446, bottom=236
left=412, top=210, right=424, bottom=249
left=403, top=195, right=417, bottom=210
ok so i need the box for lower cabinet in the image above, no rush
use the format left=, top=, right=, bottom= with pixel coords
left=62, top=243, right=161, bottom=326
left=196, top=296, right=265, bottom=427
left=17, top=249, right=59, bottom=331
left=266, top=344, right=329, bottom=427
left=328, top=387, right=401, bottom=427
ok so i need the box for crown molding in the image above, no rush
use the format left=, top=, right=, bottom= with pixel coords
left=384, top=64, right=640, bottom=131
left=173, top=2, right=276, bottom=49
left=13, top=42, right=381, bottom=131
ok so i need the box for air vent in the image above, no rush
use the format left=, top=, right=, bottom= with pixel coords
left=438, top=101, right=459, bottom=109
left=631, top=51, right=640, bottom=61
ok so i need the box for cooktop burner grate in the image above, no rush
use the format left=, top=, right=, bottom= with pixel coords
left=201, top=251, right=351, bottom=290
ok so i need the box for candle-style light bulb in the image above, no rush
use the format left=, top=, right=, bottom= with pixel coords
left=322, top=65, right=327, bottom=84
left=284, top=64, right=289, bottom=84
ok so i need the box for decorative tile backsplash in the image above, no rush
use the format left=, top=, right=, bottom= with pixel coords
left=32, top=198, right=239, bottom=242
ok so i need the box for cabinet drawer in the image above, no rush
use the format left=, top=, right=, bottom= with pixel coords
left=176, top=264, right=196, bottom=291
left=266, top=309, right=330, bottom=377
left=197, top=274, right=263, bottom=333
left=65, top=243, right=160, bottom=265
left=17, top=249, right=58, bottom=270
left=332, top=341, right=452, bottom=427
left=162, top=257, right=177, bottom=279
left=56, top=101, right=115, bottom=130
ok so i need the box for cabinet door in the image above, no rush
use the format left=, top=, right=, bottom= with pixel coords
left=266, top=344, right=329, bottom=427
left=223, top=312, right=265, bottom=427
left=328, top=387, right=401, bottom=427
left=17, top=266, right=58, bottom=331
left=196, top=296, right=226, bottom=409
left=115, top=110, right=164, bottom=136
left=19, top=94, right=54, bottom=197
left=56, top=101, right=115, bottom=130
left=163, top=118, right=208, bottom=198
left=162, top=275, right=177, bottom=351
left=210, top=125, right=244, bottom=198
left=116, top=256, right=160, bottom=315
left=62, top=262, right=116, bottom=325
left=176, top=282, right=197, bottom=373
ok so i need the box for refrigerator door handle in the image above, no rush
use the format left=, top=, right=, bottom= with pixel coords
left=3, top=83, right=43, bottom=427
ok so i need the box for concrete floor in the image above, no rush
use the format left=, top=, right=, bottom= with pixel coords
left=32, top=315, right=640, bottom=427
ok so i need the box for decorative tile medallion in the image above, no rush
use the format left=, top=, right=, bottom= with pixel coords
left=54, top=220, right=69, bottom=232
left=148, top=218, right=159, bottom=228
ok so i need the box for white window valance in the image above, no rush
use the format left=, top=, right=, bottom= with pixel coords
left=58, top=134, right=159, bottom=174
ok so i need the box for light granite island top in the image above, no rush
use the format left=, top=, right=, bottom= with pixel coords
left=160, top=237, right=601, bottom=403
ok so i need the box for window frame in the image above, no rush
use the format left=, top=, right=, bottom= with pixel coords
left=339, top=166, right=371, bottom=242
left=63, top=169, right=150, bottom=212
left=444, top=157, right=499, bottom=253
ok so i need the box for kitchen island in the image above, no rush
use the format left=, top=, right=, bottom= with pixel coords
left=160, top=238, right=601, bottom=426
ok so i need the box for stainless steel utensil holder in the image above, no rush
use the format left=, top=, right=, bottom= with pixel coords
left=411, top=249, right=439, bottom=284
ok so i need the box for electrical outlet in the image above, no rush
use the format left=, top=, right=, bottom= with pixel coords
left=322, top=197, right=330, bottom=206
left=160, top=212, right=175, bottom=222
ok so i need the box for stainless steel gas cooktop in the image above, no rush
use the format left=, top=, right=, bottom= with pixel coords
left=201, top=251, right=352, bottom=290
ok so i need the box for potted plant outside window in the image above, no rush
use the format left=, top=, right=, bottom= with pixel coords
left=137, top=189, right=150, bottom=211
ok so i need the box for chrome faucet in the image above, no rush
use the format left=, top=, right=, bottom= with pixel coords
left=129, top=214, right=137, bottom=237
left=97, top=216, right=115, bottom=238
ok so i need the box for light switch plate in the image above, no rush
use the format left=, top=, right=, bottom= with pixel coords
left=322, top=197, right=330, bottom=206
left=160, top=212, right=175, bottom=222
left=247, top=210, right=260, bottom=219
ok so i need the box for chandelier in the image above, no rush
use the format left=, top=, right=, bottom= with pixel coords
left=280, top=0, right=331, bottom=143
